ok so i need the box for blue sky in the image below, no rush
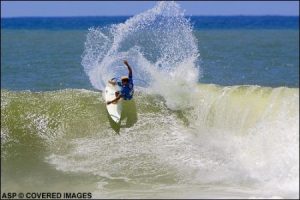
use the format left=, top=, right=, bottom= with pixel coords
left=1, top=1, right=299, bottom=17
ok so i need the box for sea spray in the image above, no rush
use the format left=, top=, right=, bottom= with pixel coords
left=82, top=1, right=200, bottom=110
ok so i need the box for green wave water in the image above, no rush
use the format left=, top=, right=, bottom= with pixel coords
left=1, top=85, right=298, bottom=198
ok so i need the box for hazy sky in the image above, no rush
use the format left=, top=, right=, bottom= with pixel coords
left=1, top=1, right=299, bottom=17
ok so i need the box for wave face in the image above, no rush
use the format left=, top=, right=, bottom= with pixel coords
left=2, top=1, right=298, bottom=198
left=1, top=86, right=298, bottom=198
left=82, top=1, right=199, bottom=110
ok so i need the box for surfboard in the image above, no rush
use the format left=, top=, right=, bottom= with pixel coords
left=104, top=82, right=122, bottom=123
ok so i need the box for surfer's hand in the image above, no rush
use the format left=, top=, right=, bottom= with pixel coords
left=107, top=101, right=111, bottom=105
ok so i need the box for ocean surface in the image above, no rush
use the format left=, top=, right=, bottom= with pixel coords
left=1, top=2, right=299, bottom=199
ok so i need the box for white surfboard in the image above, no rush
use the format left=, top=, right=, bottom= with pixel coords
left=104, top=82, right=122, bottom=123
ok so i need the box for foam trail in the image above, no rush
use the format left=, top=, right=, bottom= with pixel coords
left=82, top=1, right=199, bottom=109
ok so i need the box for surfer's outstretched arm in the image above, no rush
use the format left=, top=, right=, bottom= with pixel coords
left=107, top=94, right=122, bottom=105
left=124, top=60, right=132, bottom=77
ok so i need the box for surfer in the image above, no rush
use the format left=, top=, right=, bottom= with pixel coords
left=107, top=60, right=134, bottom=105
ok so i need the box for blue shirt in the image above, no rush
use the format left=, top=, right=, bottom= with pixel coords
left=117, top=74, right=134, bottom=100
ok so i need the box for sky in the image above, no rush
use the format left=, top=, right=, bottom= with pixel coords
left=1, top=1, right=299, bottom=18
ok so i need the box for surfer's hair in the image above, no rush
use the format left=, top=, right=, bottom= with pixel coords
left=121, top=76, right=129, bottom=81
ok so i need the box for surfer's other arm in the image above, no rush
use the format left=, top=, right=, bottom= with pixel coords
left=123, top=60, right=132, bottom=77
left=107, top=93, right=122, bottom=105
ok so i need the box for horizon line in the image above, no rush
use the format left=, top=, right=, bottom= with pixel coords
left=2, top=14, right=299, bottom=19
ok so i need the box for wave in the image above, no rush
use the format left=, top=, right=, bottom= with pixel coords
left=2, top=86, right=297, bottom=142
left=1, top=85, right=298, bottom=196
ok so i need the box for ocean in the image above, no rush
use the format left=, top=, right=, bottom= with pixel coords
left=1, top=2, right=299, bottom=199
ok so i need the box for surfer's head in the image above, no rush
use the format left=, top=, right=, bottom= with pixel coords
left=121, top=76, right=129, bottom=85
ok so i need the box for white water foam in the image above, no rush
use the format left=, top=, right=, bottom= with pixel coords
left=82, top=1, right=199, bottom=110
